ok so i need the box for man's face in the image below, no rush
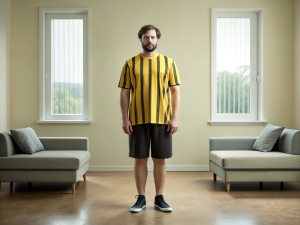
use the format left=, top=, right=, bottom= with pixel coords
left=140, top=29, right=159, bottom=52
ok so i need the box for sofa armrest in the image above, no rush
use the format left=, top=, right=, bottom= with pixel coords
left=39, top=137, right=89, bottom=151
left=0, top=132, right=21, bottom=157
left=276, top=129, right=300, bottom=155
left=210, top=137, right=257, bottom=151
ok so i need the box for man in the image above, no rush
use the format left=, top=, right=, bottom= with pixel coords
left=118, top=25, right=181, bottom=213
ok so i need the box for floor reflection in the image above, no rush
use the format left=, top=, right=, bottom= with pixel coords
left=214, top=213, right=257, bottom=225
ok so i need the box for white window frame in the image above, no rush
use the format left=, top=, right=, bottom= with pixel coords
left=210, top=9, right=266, bottom=125
left=38, top=8, right=91, bottom=124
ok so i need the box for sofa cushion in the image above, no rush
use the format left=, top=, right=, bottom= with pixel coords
left=0, top=150, right=91, bottom=170
left=210, top=150, right=300, bottom=169
left=0, top=132, right=22, bottom=157
left=274, top=129, right=300, bottom=155
left=10, top=127, right=45, bottom=154
left=252, top=124, right=284, bottom=152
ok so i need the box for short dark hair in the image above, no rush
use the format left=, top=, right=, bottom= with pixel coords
left=138, top=25, right=161, bottom=39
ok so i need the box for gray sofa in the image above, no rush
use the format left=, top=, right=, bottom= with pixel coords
left=209, top=129, right=300, bottom=192
left=0, top=132, right=91, bottom=194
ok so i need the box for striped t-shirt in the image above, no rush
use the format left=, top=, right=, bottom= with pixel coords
left=118, top=53, right=181, bottom=126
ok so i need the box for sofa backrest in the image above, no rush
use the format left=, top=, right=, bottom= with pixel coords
left=273, top=129, right=300, bottom=155
left=0, top=132, right=21, bottom=157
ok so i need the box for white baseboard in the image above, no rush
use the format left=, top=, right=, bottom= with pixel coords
left=166, top=165, right=209, bottom=171
left=88, top=165, right=209, bottom=172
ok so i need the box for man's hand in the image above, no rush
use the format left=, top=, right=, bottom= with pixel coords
left=120, top=88, right=132, bottom=135
left=167, top=119, right=178, bottom=135
left=168, top=86, right=180, bottom=135
left=122, top=119, right=133, bottom=135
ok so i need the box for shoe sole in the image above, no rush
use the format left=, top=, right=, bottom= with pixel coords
left=130, top=205, right=146, bottom=213
left=155, top=204, right=172, bottom=212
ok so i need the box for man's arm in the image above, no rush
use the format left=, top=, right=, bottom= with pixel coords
left=120, top=88, right=133, bottom=135
left=167, top=85, right=180, bottom=135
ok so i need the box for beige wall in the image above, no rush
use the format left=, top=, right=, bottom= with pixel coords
left=10, top=0, right=294, bottom=170
left=0, top=0, right=10, bottom=132
left=294, top=0, right=300, bottom=129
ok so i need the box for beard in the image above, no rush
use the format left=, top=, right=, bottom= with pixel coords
left=141, top=42, right=157, bottom=52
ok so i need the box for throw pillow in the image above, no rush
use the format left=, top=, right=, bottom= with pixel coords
left=10, top=127, right=45, bottom=154
left=252, top=124, right=284, bottom=152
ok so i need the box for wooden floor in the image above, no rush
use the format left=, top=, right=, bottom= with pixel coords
left=0, top=172, right=300, bottom=225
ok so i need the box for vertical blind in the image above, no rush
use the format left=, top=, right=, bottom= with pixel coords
left=216, top=18, right=251, bottom=114
left=51, top=19, right=84, bottom=115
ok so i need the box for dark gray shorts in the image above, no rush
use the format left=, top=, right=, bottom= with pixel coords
left=129, top=124, right=172, bottom=159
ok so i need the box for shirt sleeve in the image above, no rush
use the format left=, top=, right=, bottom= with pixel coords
left=118, top=61, right=131, bottom=89
left=169, top=60, right=181, bottom=86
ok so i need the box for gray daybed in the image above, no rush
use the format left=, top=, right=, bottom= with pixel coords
left=0, top=132, right=90, bottom=194
left=209, top=128, right=300, bottom=192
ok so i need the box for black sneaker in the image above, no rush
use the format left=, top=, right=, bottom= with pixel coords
left=154, top=195, right=172, bottom=212
left=130, top=195, right=146, bottom=213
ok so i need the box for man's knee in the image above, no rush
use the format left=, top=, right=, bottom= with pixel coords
left=152, top=158, right=165, bottom=165
left=135, top=158, right=148, bottom=165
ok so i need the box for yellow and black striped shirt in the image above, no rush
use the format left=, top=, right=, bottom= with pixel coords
left=118, top=53, right=181, bottom=126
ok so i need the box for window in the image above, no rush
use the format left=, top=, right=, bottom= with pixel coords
left=211, top=9, right=264, bottom=124
left=39, top=8, right=90, bottom=123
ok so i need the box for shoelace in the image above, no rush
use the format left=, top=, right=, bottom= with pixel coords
left=156, top=197, right=164, bottom=202
left=156, top=196, right=166, bottom=204
left=135, top=195, right=144, bottom=204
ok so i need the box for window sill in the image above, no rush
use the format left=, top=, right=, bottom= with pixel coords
left=37, top=120, right=92, bottom=124
left=208, top=120, right=268, bottom=126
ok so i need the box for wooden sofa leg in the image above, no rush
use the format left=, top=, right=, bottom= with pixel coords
left=0, top=182, right=1, bottom=191
left=259, top=182, right=263, bottom=190
left=280, top=182, right=284, bottom=189
left=226, top=182, right=230, bottom=192
left=10, top=182, right=13, bottom=192
left=83, top=173, right=86, bottom=181
left=213, top=173, right=217, bottom=182
left=72, top=183, right=76, bottom=194
left=28, top=182, right=32, bottom=192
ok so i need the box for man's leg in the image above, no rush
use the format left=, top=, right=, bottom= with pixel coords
left=134, top=158, right=148, bottom=195
left=129, top=125, right=150, bottom=212
left=152, top=157, right=172, bottom=212
left=152, top=158, right=166, bottom=196
left=150, top=125, right=172, bottom=212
